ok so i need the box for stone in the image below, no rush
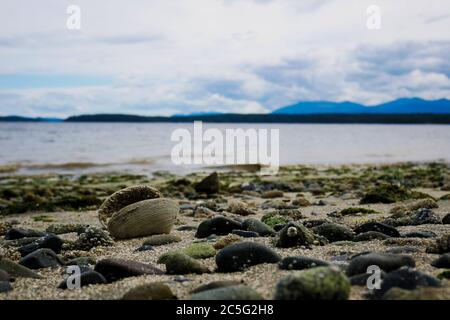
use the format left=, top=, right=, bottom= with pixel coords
left=354, top=222, right=400, bottom=237
left=275, top=266, right=351, bottom=300
left=385, top=246, right=420, bottom=254
left=402, top=231, right=436, bottom=238
left=195, top=216, right=242, bottom=238
left=228, top=200, right=256, bottom=216
left=411, top=208, right=441, bottom=225
left=384, top=287, right=450, bottom=300
left=0, top=281, right=13, bottom=293
left=373, top=267, right=441, bottom=299
left=426, top=234, right=450, bottom=254
left=231, top=230, right=259, bottom=238
left=212, top=234, right=242, bottom=250
left=159, top=252, right=209, bottom=275
left=0, top=258, right=42, bottom=278
left=65, top=256, right=96, bottom=266
left=195, top=172, right=219, bottom=194
left=58, top=270, right=106, bottom=289
left=312, top=223, right=355, bottom=242
left=191, top=285, right=263, bottom=300
left=4, top=228, right=46, bottom=240
left=261, top=190, right=284, bottom=199
left=19, top=249, right=63, bottom=269
left=94, top=258, right=164, bottom=282
left=346, top=252, right=415, bottom=276
left=183, top=243, right=216, bottom=259
left=278, top=256, right=329, bottom=270
left=65, top=226, right=114, bottom=251
left=442, top=213, right=450, bottom=224
left=431, top=254, right=450, bottom=268
left=46, top=224, right=88, bottom=235
left=122, top=282, right=176, bottom=300
left=0, top=269, right=11, bottom=282
left=216, top=242, right=281, bottom=272
left=241, top=218, right=275, bottom=237
left=18, top=234, right=64, bottom=256
left=354, top=231, right=390, bottom=242
left=193, top=206, right=215, bottom=218
left=190, top=280, right=241, bottom=294
left=143, top=234, right=182, bottom=246
left=276, top=222, right=315, bottom=248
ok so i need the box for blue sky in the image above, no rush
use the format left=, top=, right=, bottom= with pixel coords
left=0, top=0, right=449, bottom=117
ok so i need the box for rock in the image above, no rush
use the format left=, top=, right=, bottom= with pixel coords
left=19, top=249, right=63, bottom=269
left=135, top=244, right=154, bottom=252
left=360, top=184, right=416, bottom=204
left=402, top=231, right=436, bottom=238
left=193, top=206, right=215, bottom=218
left=373, top=267, right=441, bottom=299
left=159, top=252, right=209, bottom=274
left=64, top=227, right=114, bottom=251
left=261, top=190, right=283, bottom=199
left=231, top=230, right=259, bottom=238
left=195, top=216, right=242, bottom=238
left=228, top=200, right=256, bottom=216
left=0, top=258, right=42, bottom=278
left=0, top=269, right=11, bottom=282
left=143, top=234, right=181, bottom=246
left=354, top=231, right=390, bottom=242
left=216, top=242, right=281, bottom=272
left=442, top=213, right=450, bottom=224
left=177, top=225, right=197, bottom=231
left=354, top=222, right=400, bottom=237
left=385, top=246, right=420, bottom=254
left=384, top=287, right=450, bottom=300
left=4, top=228, right=46, bottom=240
left=190, top=280, right=242, bottom=294
left=349, top=271, right=386, bottom=286
left=0, top=281, right=12, bottom=293
left=191, top=285, right=263, bottom=300
left=411, top=208, right=441, bottom=225
left=65, top=256, right=96, bottom=266
left=279, top=256, right=329, bottom=270
left=346, top=252, right=415, bottom=276
left=312, top=223, right=355, bottom=242
left=431, top=254, right=450, bottom=268
left=261, top=213, right=290, bottom=228
left=291, top=197, right=311, bottom=207
left=122, top=283, right=176, bottom=300
left=437, top=270, right=450, bottom=280
left=58, top=270, right=106, bottom=289
left=276, top=222, right=315, bottom=248
left=212, top=234, right=242, bottom=250
left=302, top=219, right=331, bottom=229
left=426, top=234, right=450, bottom=254
left=242, top=218, right=275, bottom=237
left=94, top=258, right=164, bottom=282
left=195, top=172, right=219, bottom=194
left=275, top=266, right=351, bottom=300
left=340, top=207, right=380, bottom=216
left=183, top=243, right=216, bottom=259
left=18, top=234, right=64, bottom=257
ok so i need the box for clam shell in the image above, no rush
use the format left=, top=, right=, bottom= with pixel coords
left=107, top=198, right=179, bottom=239
left=98, top=185, right=162, bottom=227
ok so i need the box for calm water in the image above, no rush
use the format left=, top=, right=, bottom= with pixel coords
left=1, top=122, right=450, bottom=175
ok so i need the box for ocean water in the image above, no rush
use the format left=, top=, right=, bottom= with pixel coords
left=1, top=122, right=450, bottom=175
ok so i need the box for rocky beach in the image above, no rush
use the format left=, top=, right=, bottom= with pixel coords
left=1, top=162, right=450, bottom=300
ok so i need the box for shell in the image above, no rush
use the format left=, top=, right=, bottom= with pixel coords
left=107, top=198, right=179, bottom=239
left=98, top=185, right=162, bottom=228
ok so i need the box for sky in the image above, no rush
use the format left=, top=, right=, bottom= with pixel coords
left=0, top=0, right=449, bottom=117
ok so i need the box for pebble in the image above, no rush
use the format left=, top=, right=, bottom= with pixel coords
left=276, top=222, right=315, bottom=248
left=411, top=208, right=442, bottom=225
left=231, top=230, right=259, bottom=238
left=65, top=226, right=114, bottom=251
left=159, top=252, right=210, bottom=274
left=143, top=234, right=182, bottom=246
left=135, top=244, right=154, bottom=252
left=402, top=231, right=436, bottom=238
left=122, top=283, right=176, bottom=300
left=346, top=252, right=415, bottom=276
left=18, top=234, right=64, bottom=256
left=431, top=254, right=450, bottom=268
left=261, top=190, right=284, bottom=199
left=312, top=223, right=355, bottom=242
left=177, top=225, right=197, bottom=231
left=385, top=246, right=420, bottom=254
left=0, top=269, right=11, bottom=282
left=0, top=258, right=42, bottom=278
left=216, top=242, right=281, bottom=272
left=354, top=222, right=400, bottom=237
left=241, top=218, right=275, bottom=236
left=228, top=200, right=256, bottom=216
left=275, top=266, right=351, bottom=300
left=194, top=172, right=219, bottom=194
left=191, top=285, right=263, bottom=300
left=46, top=224, right=87, bottom=235
left=193, top=206, right=215, bottom=218
left=58, top=270, right=106, bottom=289
left=372, top=267, right=441, bottom=299
left=4, top=228, right=46, bottom=240
left=383, top=287, right=450, bottom=300
left=354, top=231, right=390, bottom=242
left=278, top=256, right=329, bottom=270
left=94, top=258, right=164, bottom=282
left=212, top=234, right=242, bottom=250
left=426, top=234, right=450, bottom=254
left=0, top=281, right=13, bottom=293
left=183, top=243, right=216, bottom=259
left=65, top=256, right=96, bottom=266
left=442, top=213, right=450, bottom=224
left=190, top=280, right=242, bottom=294
left=19, top=248, right=63, bottom=269
left=195, top=216, right=242, bottom=238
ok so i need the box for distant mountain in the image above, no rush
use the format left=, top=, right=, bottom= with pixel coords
left=0, top=116, right=62, bottom=122
left=173, top=111, right=223, bottom=117
left=273, top=98, right=450, bottom=114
